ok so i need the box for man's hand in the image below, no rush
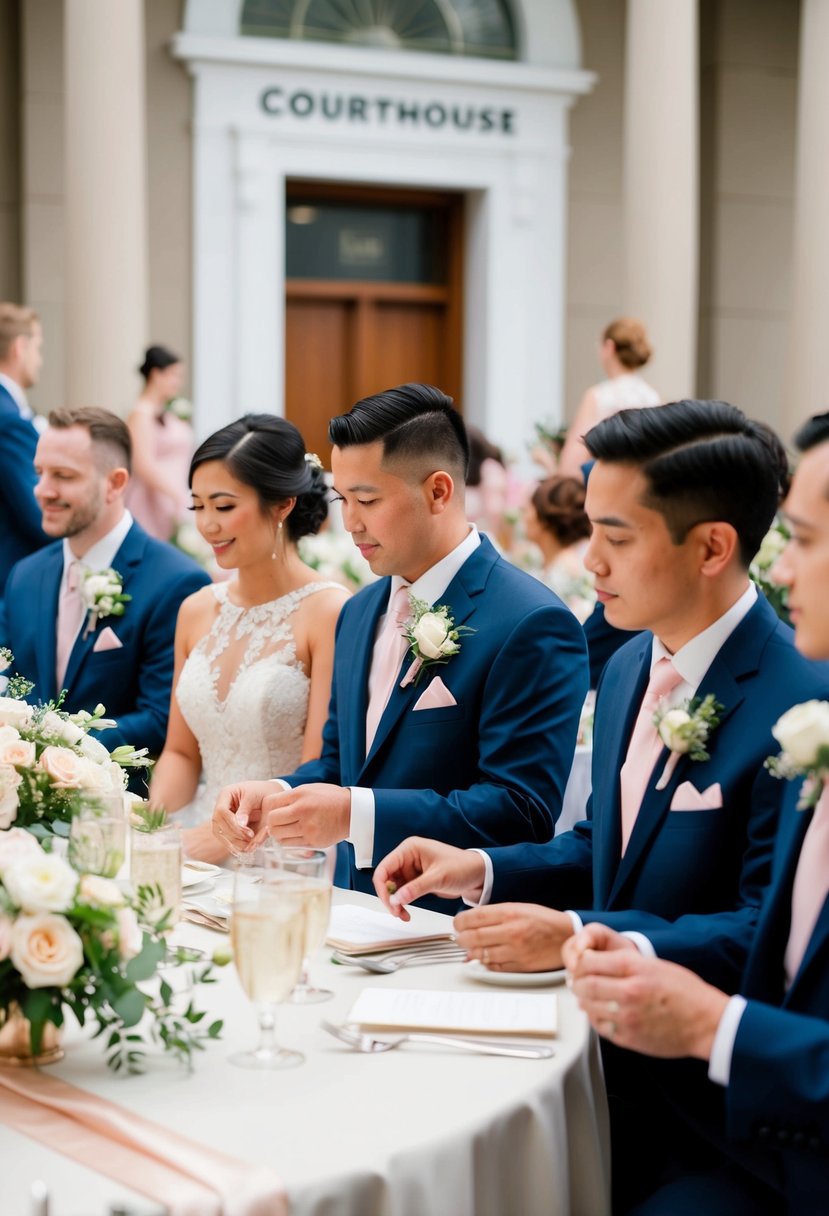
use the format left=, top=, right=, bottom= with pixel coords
left=567, top=924, right=730, bottom=1061
left=212, top=781, right=277, bottom=851
left=454, top=904, right=575, bottom=972
left=373, top=838, right=486, bottom=920
left=561, top=922, right=639, bottom=972
left=254, top=784, right=351, bottom=849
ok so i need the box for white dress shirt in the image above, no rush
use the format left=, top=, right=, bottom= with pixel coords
left=59, top=512, right=133, bottom=649
left=471, top=582, right=758, bottom=914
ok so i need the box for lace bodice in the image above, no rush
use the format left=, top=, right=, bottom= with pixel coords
left=175, top=581, right=344, bottom=822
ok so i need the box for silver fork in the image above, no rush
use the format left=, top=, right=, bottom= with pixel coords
left=331, top=944, right=468, bottom=973
left=321, top=1020, right=554, bottom=1059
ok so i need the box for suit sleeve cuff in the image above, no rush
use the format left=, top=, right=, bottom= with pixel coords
left=708, top=995, right=748, bottom=1086
left=463, top=849, right=493, bottom=906
left=347, top=787, right=374, bottom=869
left=622, top=931, right=656, bottom=957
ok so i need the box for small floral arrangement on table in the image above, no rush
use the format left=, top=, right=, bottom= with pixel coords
left=0, top=829, right=223, bottom=1071
left=0, top=649, right=149, bottom=841
left=400, top=596, right=475, bottom=688
left=766, top=700, right=829, bottom=809
left=81, top=568, right=131, bottom=636
left=652, top=694, right=722, bottom=790
left=750, top=517, right=790, bottom=623
left=299, top=530, right=379, bottom=592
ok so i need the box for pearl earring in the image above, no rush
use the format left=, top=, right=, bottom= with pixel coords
left=271, top=520, right=283, bottom=560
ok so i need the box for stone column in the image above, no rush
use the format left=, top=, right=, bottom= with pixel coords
left=623, top=0, right=699, bottom=400
left=64, top=0, right=148, bottom=414
left=786, top=0, right=829, bottom=430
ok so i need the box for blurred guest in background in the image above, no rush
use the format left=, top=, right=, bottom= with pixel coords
left=464, top=426, right=508, bottom=544
left=523, top=475, right=594, bottom=623
left=0, top=302, right=48, bottom=598
left=126, top=344, right=193, bottom=541
left=558, top=317, right=660, bottom=477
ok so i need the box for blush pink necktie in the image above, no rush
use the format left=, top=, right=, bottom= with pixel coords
left=784, top=782, right=829, bottom=986
left=365, top=585, right=411, bottom=754
left=618, top=657, right=684, bottom=854
left=55, top=561, right=85, bottom=690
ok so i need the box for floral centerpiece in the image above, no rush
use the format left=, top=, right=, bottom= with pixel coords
left=0, top=649, right=149, bottom=842
left=0, top=829, right=222, bottom=1071
left=750, top=517, right=790, bottom=623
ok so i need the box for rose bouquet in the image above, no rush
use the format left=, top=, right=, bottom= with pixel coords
left=0, top=829, right=222, bottom=1071
left=0, top=649, right=149, bottom=842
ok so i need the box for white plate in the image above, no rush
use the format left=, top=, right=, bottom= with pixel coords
left=182, top=878, right=215, bottom=897
left=464, top=961, right=567, bottom=987
left=182, top=862, right=222, bottom=889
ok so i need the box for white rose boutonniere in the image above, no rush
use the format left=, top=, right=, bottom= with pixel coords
left=400, top=596, right=474, bottom=689
left=766, top=700, right=829, bottom=808
left=652, top=693, right=723, bottom=791
left=81, top=568, right=131, bottom=637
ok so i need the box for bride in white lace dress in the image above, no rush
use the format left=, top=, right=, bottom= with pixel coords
left=149, top=414, right=348, bottom=862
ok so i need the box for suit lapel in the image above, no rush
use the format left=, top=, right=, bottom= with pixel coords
left=63, top=524, right=144, bottom=693
left=35, top=550, right=63, bottom=702
left=358, top=539, right=496, bottom=779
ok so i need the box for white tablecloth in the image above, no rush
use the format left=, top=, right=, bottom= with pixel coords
left=1, top=890, right=609, bottom=1216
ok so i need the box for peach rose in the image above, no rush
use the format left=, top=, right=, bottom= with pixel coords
left=38, top=746, right=87, bottom=788
left=11, top=912, right=84, bottom=988
left=0, top=739, right=35, bottom=768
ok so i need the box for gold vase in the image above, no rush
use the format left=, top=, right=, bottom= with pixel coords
left=0, top=1004, right=64, bottom=1066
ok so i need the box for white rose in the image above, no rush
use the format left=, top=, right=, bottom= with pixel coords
left=0, top=827, right=42, bottom=874
left=115, top=906, right=143, bottom=960
left=40, top=712, right=83, bottom=746
left=0, top=739, right=35, bottom=768
left=0, top=914, right=12, bottom=960
left=83, top=574, right=110, bottom=598
left=76, top=758, right=111, bottom=792
left=412, top=612, right=456, bottom=660
left=4, top=852, right=78, bottom=914
left=107, top=762, right=128, bottom=793
left=98, top=597, right=114, bottom=614
left=0, top=765, right=21, bottom=829
left=657, top=708, right=693, bottom=753
left=0, top=725, right=20, bottom=749
left=38, top=745, right=87, bottom=788
left=78, top=733, right=110, bottom=765
left=772, top=701, right=829, bottom=768
left=11, top=913, right=84, bottom=988
left=79, top=874, right=125, bottom=908
left=0, top=697, right=32, bottom=730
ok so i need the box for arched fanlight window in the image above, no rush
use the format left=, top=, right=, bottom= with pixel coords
left=240, top=0, right=518, bottom=60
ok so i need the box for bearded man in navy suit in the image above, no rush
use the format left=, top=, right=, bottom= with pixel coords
left=214, top=384, right=589, bottom=907
left=0, top=302, right=48, bottom=596
left=0, top=408, right=209, bottom=757
left=565, top=412, right=829, bottom=1215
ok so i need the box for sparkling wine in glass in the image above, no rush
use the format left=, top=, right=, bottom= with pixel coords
left=67, top=793, right=127, bottom=878
left=230, top=847, right=306, bottom=1069
left=130, top=824, right=182, bottom=930
left=279, top=847, right=333, bottom=1004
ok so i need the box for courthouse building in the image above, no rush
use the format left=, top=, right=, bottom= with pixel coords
left=0, top=0, right=822, bottom=459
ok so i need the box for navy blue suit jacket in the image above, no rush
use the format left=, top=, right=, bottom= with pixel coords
left=485, top=594, right=829, bottom=989
left=282, top=536, right=589, bottom=909
left=0, top=385, right=47, bottom=596
left=0, top=522, right=209, bottom=754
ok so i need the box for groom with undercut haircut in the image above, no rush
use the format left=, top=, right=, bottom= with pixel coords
left=214, top=383, right=589, bottom=906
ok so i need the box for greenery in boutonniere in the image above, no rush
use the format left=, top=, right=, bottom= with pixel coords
left=400, top=596, right=475, bottom=688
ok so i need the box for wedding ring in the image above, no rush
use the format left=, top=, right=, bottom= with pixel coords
left=608, top=999, right=620, bottom=1016
left=482, top=947, right=490, bottom=966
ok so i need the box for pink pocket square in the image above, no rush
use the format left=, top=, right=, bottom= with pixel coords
left=670, top=781, right=723, bottom=811
left=92, top=626, right=123, bottom=653
left=413, top=676, right=458, bottom=711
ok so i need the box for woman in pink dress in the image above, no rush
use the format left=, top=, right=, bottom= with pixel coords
left=126, top=345, right=193, bottom=541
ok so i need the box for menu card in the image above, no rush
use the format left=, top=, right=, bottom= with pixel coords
left=348, top=987, right=558, bottom=1037
left=327, top=905, right=453, bottom=954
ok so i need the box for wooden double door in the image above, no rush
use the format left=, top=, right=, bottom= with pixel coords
left=285, top=183, right=463, bottom=463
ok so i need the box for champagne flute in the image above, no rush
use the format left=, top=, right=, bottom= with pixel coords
left=67, top=792, right=127, bottom=878
left=130, top=823, right=183, bottom=930
left=279, top=847, right=333, bottom=1004
left=230, top=846, right=306, bottom=1069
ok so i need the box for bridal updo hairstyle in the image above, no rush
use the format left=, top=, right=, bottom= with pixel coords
left=603, top=318, right=652, bottom=370
left=138, top=344, right=181, bottom=382
left=189, top=414, right=328, bottom=542
left=531, top=476, right=591, bottom=547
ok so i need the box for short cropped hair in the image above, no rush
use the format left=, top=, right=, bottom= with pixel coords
left=48, top=407, right=132, bottom=474
left=794, top=412, right=829, bottom=459
left=585, top=400, right=789, bottom=567
left=329, top=383, right=469, bottom=481
left=0, top=303, right=39, bottom=362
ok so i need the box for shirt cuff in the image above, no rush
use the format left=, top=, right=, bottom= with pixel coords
left=271, top=779, right=290, bottom=790
left=463, top=849, right=493, bottom=906
left=708, top=995, right=748, bottom=1086
left=622, top=931, right=656, bottom=957
left=347, top=787, right=374, bottom=869
left=566, top=910, right=584, bottom=935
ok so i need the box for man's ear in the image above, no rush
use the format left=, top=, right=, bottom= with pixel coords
left=695, top=520, right=740, bottom=578
left=107, top=467, right=130, bottom=500
left=425, top=470, right=455, bottom=514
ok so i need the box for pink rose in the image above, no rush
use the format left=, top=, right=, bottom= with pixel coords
left=0, top=739, right=35, bottom=768
left=38, top=746, right=87, bottom=788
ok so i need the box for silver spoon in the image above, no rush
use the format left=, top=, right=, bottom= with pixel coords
left=321, top=1020, right=555, bottom=1059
